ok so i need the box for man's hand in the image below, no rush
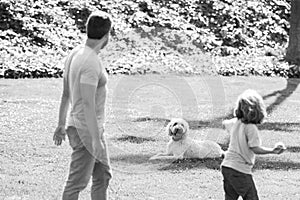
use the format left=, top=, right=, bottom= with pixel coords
left=53, top=125, right=66, bottom=146
left=92, top=138, right=105, bottom=162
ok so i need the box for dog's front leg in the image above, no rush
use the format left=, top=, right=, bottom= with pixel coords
left=176, top=152, right=185, bottom=160
left=149, top=152, right=173, bottom=160
left=149, top=152, right=185, bottom=161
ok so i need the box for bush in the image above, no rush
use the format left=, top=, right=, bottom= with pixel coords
left=0, top=0, right=298, bottom=78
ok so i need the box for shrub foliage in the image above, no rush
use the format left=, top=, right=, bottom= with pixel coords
left=0, top=0, right=298, bottom=78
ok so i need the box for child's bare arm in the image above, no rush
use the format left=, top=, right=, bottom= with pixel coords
left=250, top=146, right=275, bottom=154
left=250, top=145, right=285, bottom=155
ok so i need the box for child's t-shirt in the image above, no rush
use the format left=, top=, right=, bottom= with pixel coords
left=221, top=118, right=261, bottom=174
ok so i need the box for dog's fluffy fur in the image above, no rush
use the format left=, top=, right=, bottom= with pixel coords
left=149, top=118, right=224, bottom=160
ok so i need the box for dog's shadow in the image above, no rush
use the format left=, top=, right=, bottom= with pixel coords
left=110, top=154, right=224, bottom=172
left=110, top=146, right=300, bottom=172
left=110, top=136, right=300, bottom=172
left=111, top=132, right=300, bottom=172
left=157, top=156, right=300, bottom=172
left=157, top=146, right=300, bottom=171
left=157, top=145, right=300, bottom=171
left=158, top=157, right=224, bottom=171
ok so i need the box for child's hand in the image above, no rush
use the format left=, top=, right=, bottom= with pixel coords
left=273, top=142, right=286, bottom=154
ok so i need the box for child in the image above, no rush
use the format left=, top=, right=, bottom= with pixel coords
left=221, top=89, right=285, bottom=200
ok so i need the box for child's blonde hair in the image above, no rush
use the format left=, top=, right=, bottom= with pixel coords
left=234, top=89, right=267, bottom=124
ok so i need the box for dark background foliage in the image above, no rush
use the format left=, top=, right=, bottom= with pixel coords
left=0, top=0, right=298, bottom=78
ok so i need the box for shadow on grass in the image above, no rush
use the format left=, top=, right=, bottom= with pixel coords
left=286, top=146, right=300, bottom=153
left=263, top=78, right=300, bottom=114
left=110, top=149, right=300, bottom=172
left=158, top=158, right=300, bottom=171
left=131, top=78, right=300, bottom=132
left=110, top=153, right=152, bottom=164
left=133, top=116, right=300, bottom=132
left=133, top=116, right=225, bottom=129
left=254, top=157, right=300, bottom=170
left=187, top=120, right=300, bottom=133
left=257, top=122, right=300, bottom=132
left=159, top=157, right=300, bottom=171
left=114, top=135, right=157, bottom=144
left=133, top=116, right=170, bottom=124
left=158, top=157, right=223, bottom=171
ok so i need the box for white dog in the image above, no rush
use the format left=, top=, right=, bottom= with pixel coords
left=149, top=118, right=224, bottom=160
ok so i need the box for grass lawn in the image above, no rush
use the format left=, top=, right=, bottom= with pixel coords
left=0, top=75, right=300, bottom=200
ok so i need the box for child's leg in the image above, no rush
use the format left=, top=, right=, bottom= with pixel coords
left=242, top=176, right=259, bottom=200
left=223, top=180, right=240, bottom=200
left=221, top=166, right=259, bottom=200
left=221, top=167, right=239, bottom=200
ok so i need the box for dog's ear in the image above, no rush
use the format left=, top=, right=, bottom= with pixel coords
left=182, top=119, right=189, bottom=133
left=166, top=120, right=173, bottom=136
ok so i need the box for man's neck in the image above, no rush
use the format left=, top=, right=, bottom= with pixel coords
left=85, top=38, right=101, bottom=53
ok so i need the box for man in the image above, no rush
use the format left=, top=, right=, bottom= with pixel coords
left=53, top=11, right=112, bottom=200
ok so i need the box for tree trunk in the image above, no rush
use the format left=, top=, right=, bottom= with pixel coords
left=286, top=0, right=300, bottom=65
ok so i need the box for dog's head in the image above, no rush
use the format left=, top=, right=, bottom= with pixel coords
left=167, top=118, right=189, bottom=141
